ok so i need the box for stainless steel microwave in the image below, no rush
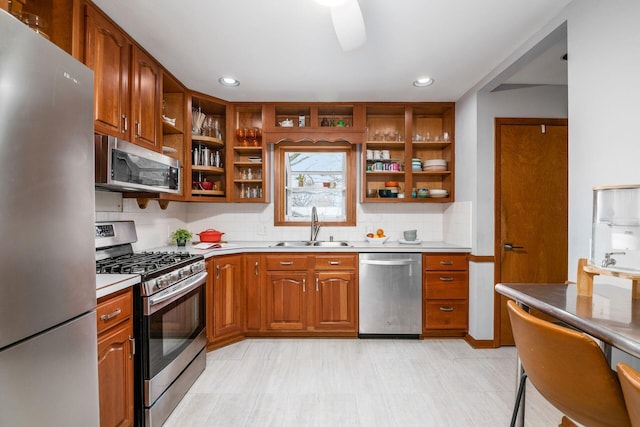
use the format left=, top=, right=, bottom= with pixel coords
left=95, top=135, right=180, bottom=194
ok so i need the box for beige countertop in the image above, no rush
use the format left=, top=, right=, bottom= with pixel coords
left=96, top=240, right=470, bottom=297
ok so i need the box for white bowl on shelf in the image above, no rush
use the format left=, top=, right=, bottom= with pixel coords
left=429, top=189, right=449, bottom=198
left=366, top=235, right=389, bottom=244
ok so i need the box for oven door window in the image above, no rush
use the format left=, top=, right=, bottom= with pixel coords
left=143, top=284, right=205, bottom=378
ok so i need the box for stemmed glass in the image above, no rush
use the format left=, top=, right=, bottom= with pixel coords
left=246, top=127, right=256, bottom=146
left=236, top=128, right=246, bottom=146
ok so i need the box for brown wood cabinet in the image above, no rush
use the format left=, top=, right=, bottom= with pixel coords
left=206, top=255, right=244, bottom=349
left=231, top=104, right=268, bottom=202
left=96, top=288, right=134, bottom=427
left=423, top=253, right=469, bottom=336
left=3, top=0, right=85, bottom=59
left=363, top=103, right=455, bottom=203
left=188, top=92, right=229, bottom=200
left=261, top=253, right=358, bottom=335
left=312, top=255, right=358, bottom=331
left=244, top=254, right=262, bottom=332
left=130, top=46, right=161, bottom=151
left=85, top=4, right=161, bottom=151
left=262, top=103, right=366, bottom=144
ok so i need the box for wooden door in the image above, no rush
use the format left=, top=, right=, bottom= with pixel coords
left=213, top=255, right=243, bottom=338
left=85, top=5, right=130, bottom=138
left=313, top=271, right=357, bottom=331
left=264, top=272, right=307, bottom=330
left=495, top=118, right=568, bottom=345
left=131, top=46, right=161, bottom=151
left=97, top=321, right=134, bottom=427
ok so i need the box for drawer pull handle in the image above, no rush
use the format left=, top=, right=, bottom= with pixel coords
left=280, top=261, right=293, bottom=265
left=439, top=277, right=454, bottom=282
left=129, top=336, right=135, bottom=358
left=254, top=261, right=259, bottom=276
left=100, top=308, right=122, bottom=321
left=316, top=277, right=319, bottom=292
left=440, top=261, right=454, bottom=266
left=439, top=306, right=454, bottom=312
left=302, top=278, right=306, bottom=292
left=328, top=261, right=341, bottom=265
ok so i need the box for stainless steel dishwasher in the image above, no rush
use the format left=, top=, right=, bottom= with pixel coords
left=358, top=253, right=422, bottom=337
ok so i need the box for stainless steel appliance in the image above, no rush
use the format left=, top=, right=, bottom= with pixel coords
left=359, top=253, right=422, bottom=337
left=0, top=10, right=99, bottom=426
left=95, top=221, right=207, bottom=427
left=95, top=135, right=181, bottom=194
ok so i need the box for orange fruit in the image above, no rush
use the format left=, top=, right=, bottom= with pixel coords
left=376, top=228, right=384, bottom=237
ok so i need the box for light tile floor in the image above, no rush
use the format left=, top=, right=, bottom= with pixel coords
left=164, top=338, right=562, bottom=426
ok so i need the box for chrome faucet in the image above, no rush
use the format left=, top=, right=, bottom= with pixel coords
left=310, top=206, right=321, bottom=241
left=602, top=251, right=626, bottom=268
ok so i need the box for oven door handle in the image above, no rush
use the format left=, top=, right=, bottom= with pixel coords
left=147, top=271, right=207, bottom=312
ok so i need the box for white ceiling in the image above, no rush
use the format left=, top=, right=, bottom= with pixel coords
left=92, top=0, right=571, bottom=103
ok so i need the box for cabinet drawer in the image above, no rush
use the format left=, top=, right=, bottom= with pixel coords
left=314, top=255, right=356, bottom=270
left=97, top=290, right=132, bottom=334
left=425, top=300, right=468, bottom=330
left=424, top=272, right=468, bottom=299
left=265, top=255, right=309, bottom=270
left=424, top=254, right=468, bottom=271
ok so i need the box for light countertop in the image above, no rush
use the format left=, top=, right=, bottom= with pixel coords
left=96, top=240, right=470, bottom=298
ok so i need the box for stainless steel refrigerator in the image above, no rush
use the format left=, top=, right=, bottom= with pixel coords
left=0, top=10, right=99, bottom=426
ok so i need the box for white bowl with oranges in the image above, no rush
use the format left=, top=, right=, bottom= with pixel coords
left=366, top=229, right=389, bottom=244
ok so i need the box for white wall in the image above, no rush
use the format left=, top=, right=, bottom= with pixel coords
left=565, top=0, right=640, bottom=281
left=457, top=84, right=569, bottom=340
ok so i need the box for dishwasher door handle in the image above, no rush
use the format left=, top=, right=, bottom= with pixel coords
left=360, top=259, right=418, bottom=266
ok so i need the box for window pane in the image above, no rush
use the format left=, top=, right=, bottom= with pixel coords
left=285, top=151, right=347, bottom=222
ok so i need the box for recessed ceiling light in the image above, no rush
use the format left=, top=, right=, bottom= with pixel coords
left=218, top=77, right=240, bottom=87
left=314, top=0, right=348, bottom=7
left=413, top=77, right=434, bottom=88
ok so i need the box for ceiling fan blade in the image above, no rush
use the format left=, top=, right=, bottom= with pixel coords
left=330, top=0, right=366, bottom=51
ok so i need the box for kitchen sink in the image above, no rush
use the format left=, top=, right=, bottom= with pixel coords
left=271, top=240, right=351, bottom=247
left=271, top=241, right=314, bottom=247
left=312, top=241, right=351, bottom=247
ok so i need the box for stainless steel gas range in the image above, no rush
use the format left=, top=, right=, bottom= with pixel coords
left=95, top=221, right=207, bottom=427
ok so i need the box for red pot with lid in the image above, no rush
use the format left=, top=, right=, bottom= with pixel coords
left=197, top=229, right=225, bottom=243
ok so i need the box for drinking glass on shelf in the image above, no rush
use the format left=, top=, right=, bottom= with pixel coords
left=236, top=128, right=246, bottom=146
left=254, top=128, right=262, bottom=146
left=246, top=127, right=256, bottom=146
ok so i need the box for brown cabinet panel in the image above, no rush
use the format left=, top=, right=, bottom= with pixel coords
left=213, top=255, right=243, bottom=337
left=265, top=272, right=308, bottom=330
left=423, top=253, right=469, bottom=335
left=314, top=254, right=357, bottom=270
left=96, top=290, right=132, bottom=334
left=423, top=271, right=469, bottom=299
left=265, top=255, right=310, bottom=271
left=85, top=5, right=130, bottom=138
left=313, top=271, right=357, bottom=330
left=424, top=254, right=469, bottom=271
left=131, top=46, right=161, bottom=151
left=244, top=254, right=262, bottom=331
left=424, top=300, right=468, bottom=330
left=97, top=289, right=134, bottom=427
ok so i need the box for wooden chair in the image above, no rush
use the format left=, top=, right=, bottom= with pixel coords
left=506, top=300, right=630, bottom=427
left=618, top=363, right=640, bottom=427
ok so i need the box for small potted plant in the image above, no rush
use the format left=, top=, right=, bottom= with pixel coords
left=170, top=228, right=193, bottom=247
left=296, top=174, right=306, bottom=187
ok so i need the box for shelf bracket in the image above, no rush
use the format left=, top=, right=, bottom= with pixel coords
left=136, top=198, right=150, bottom=209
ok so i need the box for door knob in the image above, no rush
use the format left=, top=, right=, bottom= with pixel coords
left=504, top=242, right=525, bottom=251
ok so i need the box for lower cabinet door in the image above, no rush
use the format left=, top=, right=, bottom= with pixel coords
left=97, top=320, right=134, bottom=427
left=264, top=272, right=308, bottom=330
left=313, top=271, right=357, bottom=331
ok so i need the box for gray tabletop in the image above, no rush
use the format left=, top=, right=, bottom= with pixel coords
left=495, top=283, right=640, bottom=359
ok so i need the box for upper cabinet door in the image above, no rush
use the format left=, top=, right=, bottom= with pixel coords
left=85, top=5, right=130, bottom=138
left=131, top=47, right=161, bottom=151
